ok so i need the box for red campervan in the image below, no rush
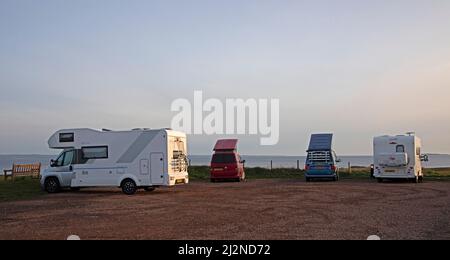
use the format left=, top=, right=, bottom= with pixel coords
left=210, top=139, right=246, bottom=182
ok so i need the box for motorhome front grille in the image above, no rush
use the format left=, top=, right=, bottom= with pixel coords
left=308, top=151, right=331, bottom=162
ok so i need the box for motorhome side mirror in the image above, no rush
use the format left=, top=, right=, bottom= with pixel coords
left=336, top=159, right=342, bottom=163
left=50, top=160, right=56, bottom=167
left=241, top=160, right=246, bottom=164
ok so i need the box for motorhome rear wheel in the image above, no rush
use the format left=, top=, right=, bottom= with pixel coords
left=121, top=179, right=137, bottom=195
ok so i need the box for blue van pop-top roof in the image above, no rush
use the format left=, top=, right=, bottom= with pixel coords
left=308, top=134, right=333, bottom=151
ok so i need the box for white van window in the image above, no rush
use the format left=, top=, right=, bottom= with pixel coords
left=82, top=146, right=108, bottom=159
left=396, top=145, right=405, bottom=153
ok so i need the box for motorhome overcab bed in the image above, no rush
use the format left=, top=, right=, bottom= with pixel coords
left=40, top=128, right=189, bottom=195
left=373, top=133, right=427, bottom=183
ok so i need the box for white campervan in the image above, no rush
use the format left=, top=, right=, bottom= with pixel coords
left=40, top=128, right=189, bottom=195
left=373, top=133, right=427, bottom=183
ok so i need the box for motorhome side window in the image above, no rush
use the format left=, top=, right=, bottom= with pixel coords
left=396, top=145, right=405, bottom=153
left=82, top=146, right=108, bottom=159
left=59, top=133, right=74, bottom=143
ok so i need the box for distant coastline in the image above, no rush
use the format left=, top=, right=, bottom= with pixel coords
left=3, top=154, right=450, bottom=172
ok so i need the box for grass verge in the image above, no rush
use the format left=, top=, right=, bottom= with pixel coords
left=0, top=177, right=44, bottom=202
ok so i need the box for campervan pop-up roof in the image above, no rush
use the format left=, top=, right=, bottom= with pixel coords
left=214, top=139, right=238, bottom=151
left=307, top=134, right=333, bottom=152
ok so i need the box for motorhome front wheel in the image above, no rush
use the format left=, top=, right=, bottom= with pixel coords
left=44, top=177, right=61, bottom=193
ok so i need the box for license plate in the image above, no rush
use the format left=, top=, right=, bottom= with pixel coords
left=385, top=170, right=395, bottom=173
left=175, top=179, right=185, bottom=184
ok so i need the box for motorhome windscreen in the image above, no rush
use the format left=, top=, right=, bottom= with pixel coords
left=212, top=154, right=237, bottom=164
left=307, top=151, right=332, bottom=163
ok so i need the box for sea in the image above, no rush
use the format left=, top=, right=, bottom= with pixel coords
left=1, top=154, right=450, bottom=174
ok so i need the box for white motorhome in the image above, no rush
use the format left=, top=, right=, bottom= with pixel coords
left=40, top=128, right=189, bottom=195
left=373, top=133, right=427, bottom=183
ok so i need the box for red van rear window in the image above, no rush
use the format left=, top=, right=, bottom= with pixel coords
left=212, top=154, right=237, bottom=164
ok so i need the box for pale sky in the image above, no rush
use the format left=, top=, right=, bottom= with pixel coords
left=1, top=0, right=450, bottom=155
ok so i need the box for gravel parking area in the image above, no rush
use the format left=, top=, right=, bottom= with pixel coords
left=0, top=179, right=449, bottom=240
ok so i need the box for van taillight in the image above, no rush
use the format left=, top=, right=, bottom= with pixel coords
left=305, top=165, right=309, bottom=170
left=331, top=165, right=336, bottom=171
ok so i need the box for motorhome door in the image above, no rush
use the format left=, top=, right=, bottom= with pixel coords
left=151, top=153, right=165, bottom=185
left=52, top=149, right=75, bottom=187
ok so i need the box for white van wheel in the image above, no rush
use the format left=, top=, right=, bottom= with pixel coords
left=121, top=179, right=137, bottom=195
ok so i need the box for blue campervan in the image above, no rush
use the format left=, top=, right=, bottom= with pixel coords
left=305, top=134, right=340, bottom=182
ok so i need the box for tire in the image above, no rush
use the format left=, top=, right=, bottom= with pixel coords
left=334, top=174, right=340, bottom=182
left=306, top=177, right=311, bottom=182
left=418, top=176, right=424, bottom=183
left=44, top=177, right=61, bottom=194
left=144, top=187, right=155, bottom=192
left=210, top=179, right=216, bottom=183
left=70, top=187, right=81, bottom=191
left=377, top=178, right=383, bottom=183
left=121, top=179, right=137, bottom=195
